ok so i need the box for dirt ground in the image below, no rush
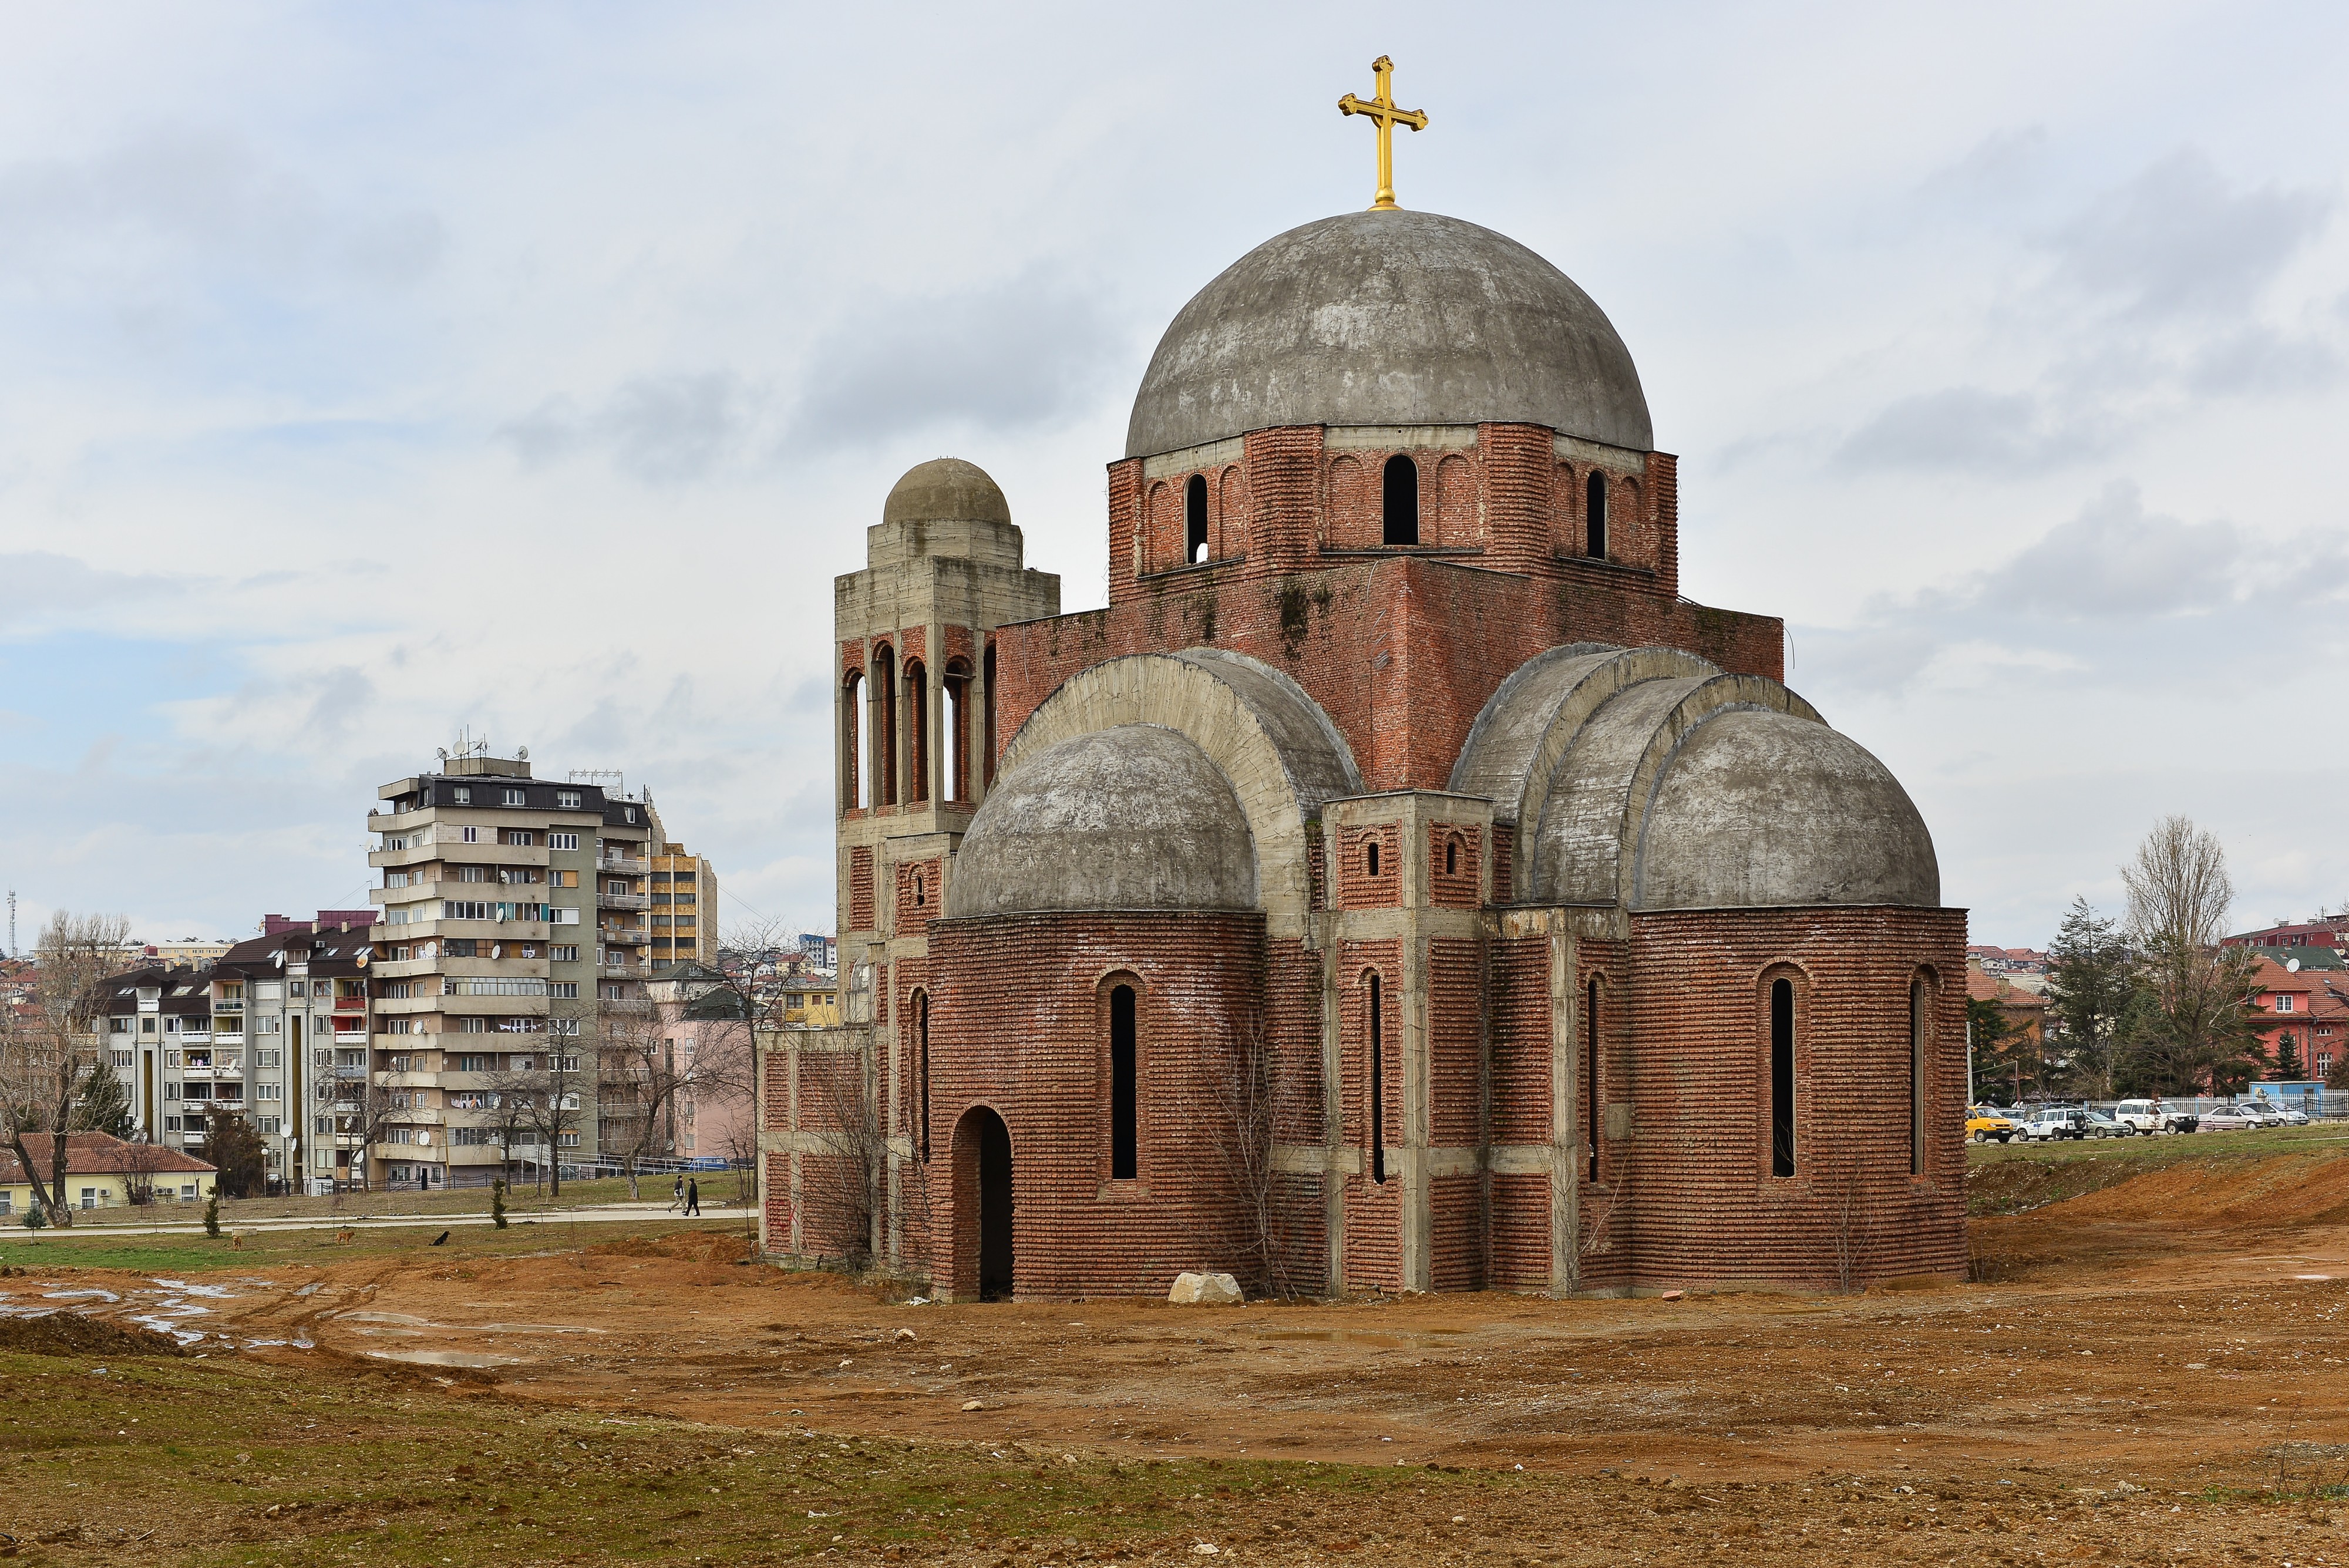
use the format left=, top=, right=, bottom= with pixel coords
left=7, top=1139, right=2349, bottom=1564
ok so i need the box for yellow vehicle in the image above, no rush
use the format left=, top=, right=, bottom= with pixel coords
left=1967, top=1105, right=2020, bottom=1143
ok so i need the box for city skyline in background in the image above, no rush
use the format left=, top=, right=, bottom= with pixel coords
left=2, top=4, right=2345, bottom=951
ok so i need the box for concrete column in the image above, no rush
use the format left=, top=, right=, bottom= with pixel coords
left=1318, top=890, right=1346, bottom=1296
left=1550, top=921, right=1580, bottom=1296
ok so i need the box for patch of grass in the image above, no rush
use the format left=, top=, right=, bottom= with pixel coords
left=1966, top=1123, right=2349, bottom=1215
left=0, top=1343, right=1447, bottom=1564
left=0, top=1217, right=739, bottom=1275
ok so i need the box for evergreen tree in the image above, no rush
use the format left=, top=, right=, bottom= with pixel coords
left=205, top=1111, right=268, bottom=1200
left=2045, top=897, right=2132, bottom=1097
left=70, top=1058, right=136, bottom=1140
left=2276, top=1031, right=2306, bottom=1081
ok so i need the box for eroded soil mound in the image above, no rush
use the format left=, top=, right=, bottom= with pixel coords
left=0, top=1313, right=187, bottom=1358
left=588, top=1230, right=755, bottom=1265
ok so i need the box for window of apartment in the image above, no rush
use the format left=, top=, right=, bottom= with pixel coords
left=110, top=1049, right=133, bottom=1068
left=257, top=1083, right=281, bottom=1101
left=549, top=832, right=579, bottom=851
left=457, top=1054, right=489, bottom=1072
left=550, top=982, right=578, bottom=999
left=462, top=825, right=480, bottom=843
left=2277, top=995, right=2297, bottom=1012
left=257, top=1049, right=281, bottom=1068
left=558, top=1131, right=581, bottom=1148
left=164, top=1116, right=182, bottom=1132
left=452, top=786, right=472, bottom=805
left=551, top=944, right=579, bottom=963
left=557, top=791, right=581, bottom=810
left=288, top=981, right=307, bottom=997
left=622, top=807, right=637, bottom=823
left=109, top=1015, right=128, bottom=1035
left=257, top=1117, right=281, bottom=1136
left=502, top=788, right=526, bottom=806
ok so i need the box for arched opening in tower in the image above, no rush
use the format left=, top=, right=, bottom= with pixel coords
left=1382, top=454, right=1419, bottom=546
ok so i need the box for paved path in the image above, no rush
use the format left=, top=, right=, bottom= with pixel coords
left=44, top=1204, right=746, bottom=1239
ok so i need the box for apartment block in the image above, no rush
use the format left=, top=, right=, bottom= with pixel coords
left=97, top=918, right=372, bottom=1193
left=649, top=843, right=719, bottom=967
left=366, top=747, right=658, bottom=1187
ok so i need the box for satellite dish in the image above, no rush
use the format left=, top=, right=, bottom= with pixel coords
left=517, top=745, right=529, bottom=761
left=274, top=952, right=286, bottom=968
left=492, top=943, right=503, bottom=960
left=2289, top=958, right=2302, bottom=972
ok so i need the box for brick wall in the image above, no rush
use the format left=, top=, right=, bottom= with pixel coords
left=1621, top=907, right=1970, bottom=1290
left=1428, top=822, right=1482, bottom=907
left=895, top=857, right=941, bottom=934
left=1335, top=824, right=1401, bottom=908
left=1338, top=941, right=1405, bottom=1291
left=993, top=553, right=1779, bottom=798
left=1428, top=937, right=1483, bottom=1148
left=848, top=847, right=874, bottom=932
left=922, top=911, right=1277, bottom=1298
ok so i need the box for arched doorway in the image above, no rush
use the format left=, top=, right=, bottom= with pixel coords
left=953, top=1106, right=1014, bottom=1300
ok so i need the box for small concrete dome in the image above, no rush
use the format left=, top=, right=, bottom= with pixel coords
left=945, top=724, right=1258, bottom=917
left=1634, top=708, right=1939, bottom=910
left=883, top=457, right=1011, bottom=528
left=1126, top=209, right=1653, bottom=458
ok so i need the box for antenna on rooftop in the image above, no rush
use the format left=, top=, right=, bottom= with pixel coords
left=5, top=889, right=14, bottom=960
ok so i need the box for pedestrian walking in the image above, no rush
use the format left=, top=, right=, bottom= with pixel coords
left=685, top=1177, right=700, bottom=1216
left=667, top=1175, right=684, bottom=1213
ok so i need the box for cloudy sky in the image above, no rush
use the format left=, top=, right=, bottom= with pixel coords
left=2, top=2, right=2344, bottom=951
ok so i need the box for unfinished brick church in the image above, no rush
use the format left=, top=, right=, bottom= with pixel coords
left=759, top=198, right=1968, bottom=1300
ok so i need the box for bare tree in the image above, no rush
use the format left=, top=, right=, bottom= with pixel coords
left=489, top=1001, right=591, bottom=1197
left=0, top=911, right=132, bottom=1227
left=2119, top=816, right=2269, bottom=1093
left=795, top=1039, right=889, bottom=1271
left=1199, top=1014, right=1300, bottom=1300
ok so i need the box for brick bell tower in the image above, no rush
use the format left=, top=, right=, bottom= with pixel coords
left=809, top=458, right=1056, bottom=1256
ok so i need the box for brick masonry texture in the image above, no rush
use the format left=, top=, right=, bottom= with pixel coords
left=770, top=372, right=1967, bottom=1298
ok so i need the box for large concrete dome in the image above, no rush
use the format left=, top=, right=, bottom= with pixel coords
left=1633, top=708, right=1939, bottom=911
left=1126, top=210, right=1653, bottom=459
left=944, top=724, right=1258, bottom=917
left=883, top=457, right=1011, bottom=528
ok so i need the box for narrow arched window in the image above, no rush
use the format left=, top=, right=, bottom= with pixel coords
left=1586, top=470, right=1608, bottom=560
left=1910, top=975, right=1929, bottom=1177
left=1365, top=840, right=1380, bottom=879
left=1771, top=977, right=1796, bottom=1177
left=943, top=658, right=973, bottom=805
left=1382, top=454, right=1419, bottom=546
left=1109, top=984, right=1137, bottom=1180
left=871, top=645, right=897, bottom=806
left=981, top=642, right=997, bottom=789
left=904, top=658, right=929, bottom=805
left=1185, top=473, right=1208, bottom=564
left=912, top=873, right=925, bottom=907
left=1368, top=973, right=1388, bottom=1185
left=1586, top=977, right=1600, bottom=1182
left=842, top=671, right=866, bottom=812
left=1444, top=837, right=1459, bottom=877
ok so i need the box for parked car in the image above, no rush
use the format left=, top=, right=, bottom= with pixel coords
left=2020, top=1107, right=2093, bottom=1141
left=1967, top=1105, right=2021, bottom=1143
left=2077, top=1110, right=2123, bottom=1138
left=2234, top=1100, right=2286, bottom=1128
left=2247, top=1098, right=2310, bottom=1126
left=2198, top=1105, right=2257, bottom=1132
left=2112, top=1098, right=2196, bottom=1135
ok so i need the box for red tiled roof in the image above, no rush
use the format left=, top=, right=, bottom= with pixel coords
left=0, top=1131, right=216, bottom=1184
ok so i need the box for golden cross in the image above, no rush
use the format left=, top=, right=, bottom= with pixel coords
left=1338, top=55, right=1429, bottom=211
